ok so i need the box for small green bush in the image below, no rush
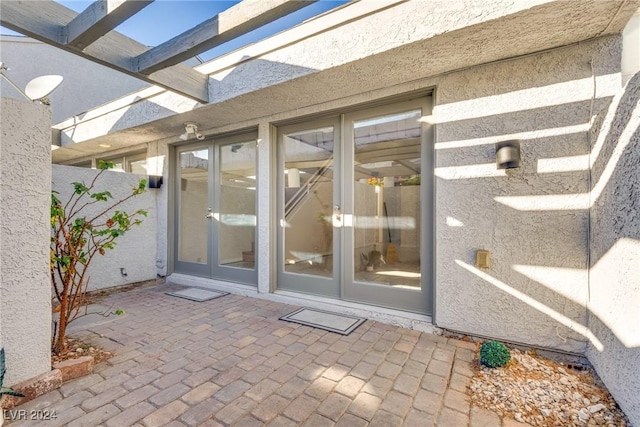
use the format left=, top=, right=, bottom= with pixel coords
left=480, top=340, right=511, bottom=368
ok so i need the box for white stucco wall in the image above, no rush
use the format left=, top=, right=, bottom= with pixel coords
left=586, top=72, right=640, bottom=426
left=52, top=165, right=158, bottom=291
left=53, top=0, right=637, bottom=150
left=0, top=35, right=148, bottom=124
left=433, top=35, right=621, bottom=354
left=0, top=98, right=52, bottom=386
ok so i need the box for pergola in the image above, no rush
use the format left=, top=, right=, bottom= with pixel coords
left=0, top=0, right=319, bottom=103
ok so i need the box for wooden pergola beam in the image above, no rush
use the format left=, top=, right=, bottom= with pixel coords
left=136, top=0, right=317, bottom=75
left=0, top=0, right=209, bottom=103
left=65, top=0, right=154, bottom=49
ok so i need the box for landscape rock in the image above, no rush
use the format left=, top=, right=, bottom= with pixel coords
left=469, top=349, right=629, bottom=426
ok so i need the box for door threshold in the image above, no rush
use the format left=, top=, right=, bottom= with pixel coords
left=167, top=273, right=436, bottom=334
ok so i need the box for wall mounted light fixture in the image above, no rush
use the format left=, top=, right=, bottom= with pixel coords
left=179, top=122, right=205, bottom=141
left=0, top=62, right=63, bottom=105
left=495, top=140, right=522, bottom=169
left=148, top=175, right=163, bottom=189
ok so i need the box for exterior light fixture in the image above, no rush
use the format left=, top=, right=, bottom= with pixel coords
left=179, top=122, right=205, bottom=141
left=0, top=62, right=63, bottom=105
left=495, top=140, right=522, bottom=169
left=148, top=175, right=163, bottom=189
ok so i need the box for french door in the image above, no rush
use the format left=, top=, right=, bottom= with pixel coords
left=174, top=132, right=258, bottom=285
left=277, top=98, right=433, bottom=314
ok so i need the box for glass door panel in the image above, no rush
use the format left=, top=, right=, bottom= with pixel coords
left=278, top=120, right=340, bottom=297
left=175, top=146, right=210, bottom=276
left=214, top=138, right=257, bottom=284
left=344, top=100, right=432, bottom=314
left=353, top=110, right=422, bottom=287
left=174, top=133, right=258, bottom=285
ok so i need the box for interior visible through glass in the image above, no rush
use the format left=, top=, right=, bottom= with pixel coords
left=353, top=110, right=422, bottom=289
left=219, top=140, right=257, bottom=269
left=178, top=148, right=208, bottom=264
left=283, top=127, right=334, bottom=278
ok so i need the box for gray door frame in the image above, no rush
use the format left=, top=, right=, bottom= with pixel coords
left=342, top=98, right=433, bottom=314
left=276, top=117, right=341, bottom=297
left=276, top=97, right=434, bottom=314
left=174, top=132, right=258, bottom=285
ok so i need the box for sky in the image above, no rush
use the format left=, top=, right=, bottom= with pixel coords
left=1, top=0, right=348, bottom=62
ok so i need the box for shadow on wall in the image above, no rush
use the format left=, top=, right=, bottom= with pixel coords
left=442, top=71, right=640, bottom=353
left=434, top=35, right=635, bottom=355
left=588, top=72, right=640, bottom=348
left=61, top=57, right=318, bottom=147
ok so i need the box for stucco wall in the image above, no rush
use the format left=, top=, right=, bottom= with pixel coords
left=433, top=36, right=621, bottom=354
left=586, top=72, right=640, bottom=426
left=0, top=98, right=52, bottom=386
left=0, top=35, right=148, bottom=124
left=54, top=0, right=638, bottom=149
left=52, top=165, right=158, bottom=291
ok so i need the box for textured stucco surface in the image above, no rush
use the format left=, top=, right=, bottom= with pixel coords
left=587, top=72, right=640, bottom=426
left=0, top=98, right=52, bottom=386
left=0, top=36, right=148, bottom=124
left=52, top=165, right=158, bottom=291
left=433, top=36, right=622, bottom=354
left=52, top=0, right=638, bottom=156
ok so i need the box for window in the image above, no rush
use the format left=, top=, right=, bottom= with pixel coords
left=95, top=152, right=148, bottom=174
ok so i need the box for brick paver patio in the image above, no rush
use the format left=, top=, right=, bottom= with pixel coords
left=7, top=283, right=526, bottom=426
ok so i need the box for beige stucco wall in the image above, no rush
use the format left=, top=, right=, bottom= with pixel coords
left=433, top=35, right=621, bottom=354
left=52, top=165, right=158, bottom=291
left=0, top=98, right=51, bottom=386
left=586, top=72, right=640, bottom=426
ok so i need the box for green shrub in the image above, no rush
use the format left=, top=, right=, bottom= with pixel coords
left=480, top=341, right=511, bottom=368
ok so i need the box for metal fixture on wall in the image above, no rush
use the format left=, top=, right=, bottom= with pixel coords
left=148, top=175, right=163, bottom=189
left=179, top=122, right=205, bottom=140
left=0, top=62, right=63, bottom=105
left=495, top=140, right=522, bottom=169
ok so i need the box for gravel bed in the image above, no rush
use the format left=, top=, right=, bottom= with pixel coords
left=470, top=348, right=629, bottom=426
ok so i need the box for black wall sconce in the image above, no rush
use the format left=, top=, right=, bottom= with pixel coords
left=495, top=140, right=522, bottom=169
left=148, top=175, right=163, bottom=189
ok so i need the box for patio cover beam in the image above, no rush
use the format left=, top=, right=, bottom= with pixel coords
left=0, top=0, right=209, bottom=103
left=135, top=0, right=318, bottom=75
left=65, top=0, right=154, bottom=50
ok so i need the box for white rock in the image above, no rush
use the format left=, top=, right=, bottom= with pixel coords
left=588, top=404, right=607, bottom=413
left=579, top=409, right=590, bottom=421
left=541, top=408, right=551, bottom=417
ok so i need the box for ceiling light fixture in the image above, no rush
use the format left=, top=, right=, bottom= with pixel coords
left=0, top=62, right=63, bottom=105
left=179, top=121, right=205, bottom=141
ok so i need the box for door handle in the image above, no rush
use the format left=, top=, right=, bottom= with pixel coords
left=205, top=207, right=214, bottom=219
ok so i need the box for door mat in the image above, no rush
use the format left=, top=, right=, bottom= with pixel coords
left=165, top=288, right=229, bottom=302
left=280, top=307, right=365, bottom=335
